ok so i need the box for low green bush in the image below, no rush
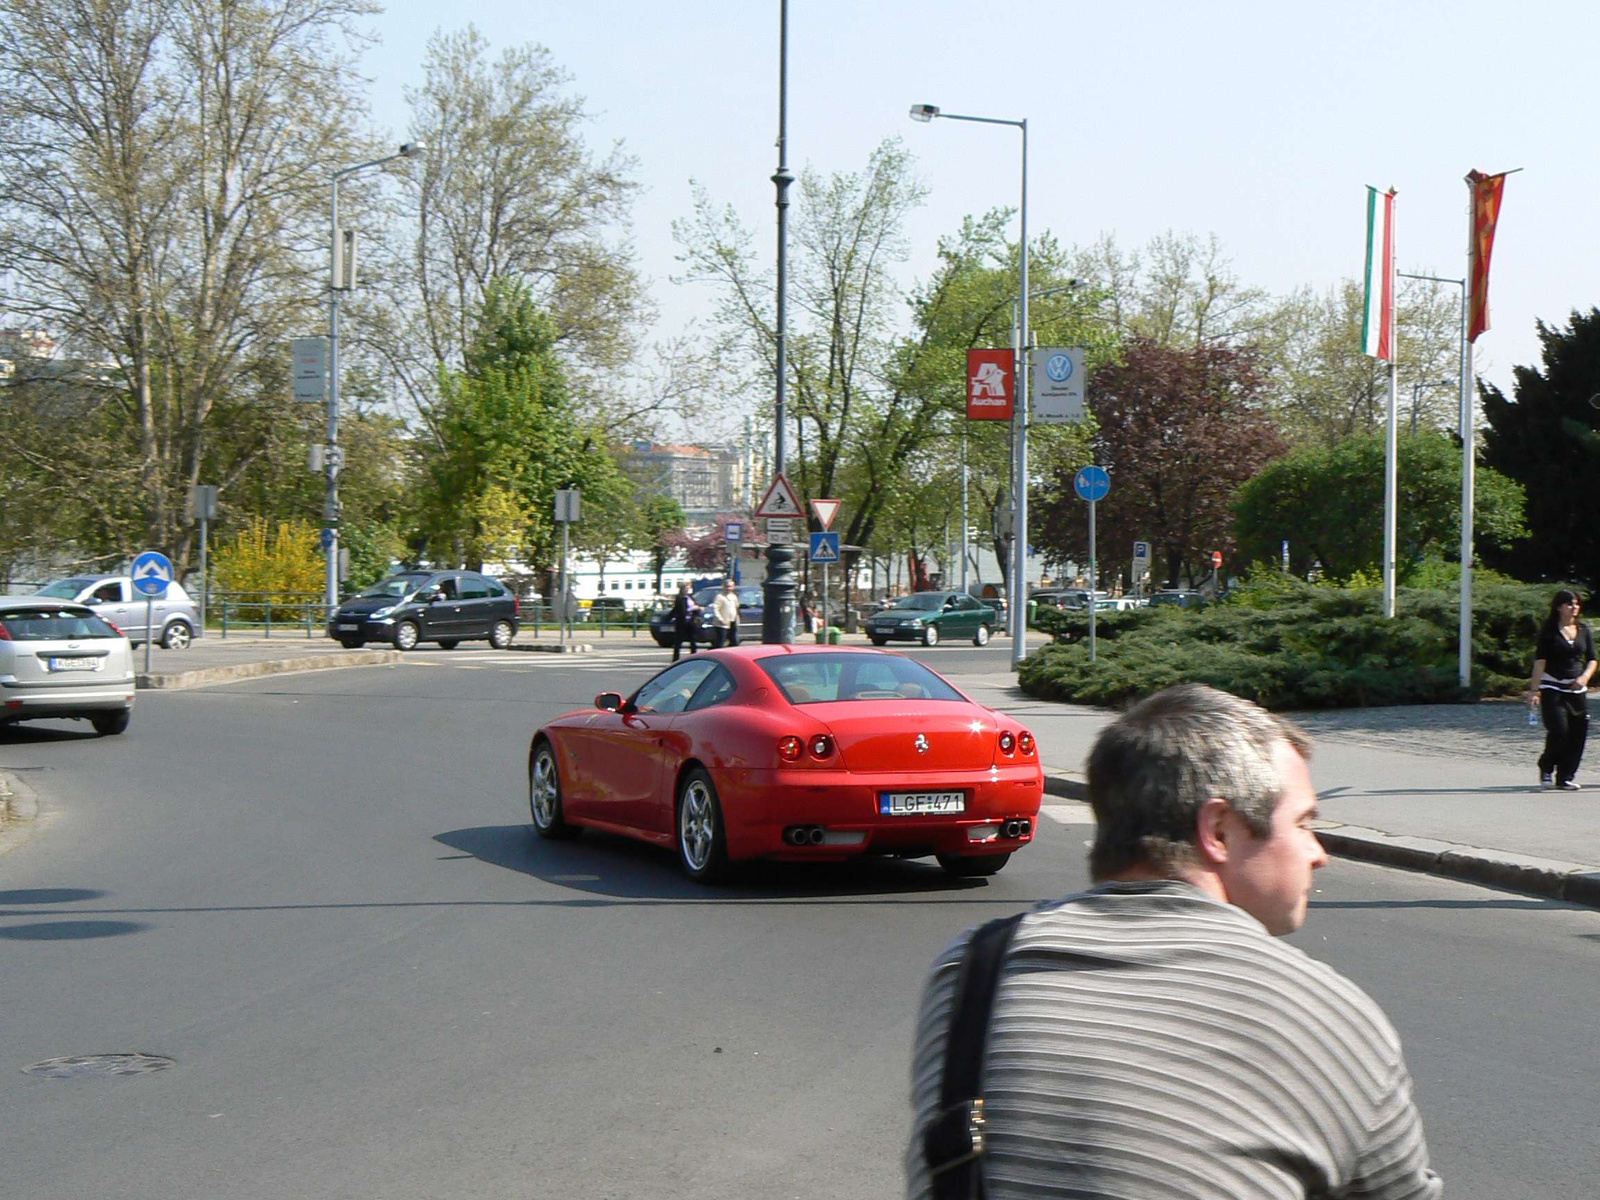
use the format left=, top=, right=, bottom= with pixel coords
left=1019, top=576, right=1581, bottom=710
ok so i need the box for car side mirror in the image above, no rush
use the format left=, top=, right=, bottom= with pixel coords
left=596, top=692, right=623, bottom=712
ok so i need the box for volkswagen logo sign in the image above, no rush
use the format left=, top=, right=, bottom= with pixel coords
left=914, top=734, right=930, bottom=755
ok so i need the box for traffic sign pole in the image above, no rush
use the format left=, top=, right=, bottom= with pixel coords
left=1071, top=469, right=1111, bottom=665
left=1088, top=499, right=1097, bottom=664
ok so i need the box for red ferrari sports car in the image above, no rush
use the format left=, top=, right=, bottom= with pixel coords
left=527, top=644, right=1043, bottom=882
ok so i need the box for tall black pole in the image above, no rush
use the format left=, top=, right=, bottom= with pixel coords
left=762, top=0, right=796, bottom=643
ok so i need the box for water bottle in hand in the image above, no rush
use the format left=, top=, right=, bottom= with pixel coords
left=1528, top=707, right=1540, bottom=727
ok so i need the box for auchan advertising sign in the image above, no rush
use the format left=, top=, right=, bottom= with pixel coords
left=966, top=348, right=1015, bottom=420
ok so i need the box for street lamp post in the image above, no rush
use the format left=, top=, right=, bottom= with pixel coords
left=325, top=142, right=424, bottom=612
left=910, top=102, right=1030, bottom=667
left=762, top=0, right=796, bottom=643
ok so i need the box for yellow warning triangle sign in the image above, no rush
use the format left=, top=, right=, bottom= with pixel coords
left=755, top=473, right=803, bottom=518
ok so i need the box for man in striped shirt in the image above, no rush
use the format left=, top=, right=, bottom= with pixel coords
left=906, top=684, right=1441, bottom=1199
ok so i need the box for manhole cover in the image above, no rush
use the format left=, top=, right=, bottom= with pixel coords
left=22, top=1053, right=175, bottom=1079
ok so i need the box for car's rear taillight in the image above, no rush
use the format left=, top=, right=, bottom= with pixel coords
left=513, top=597, right=521, bottom=616
left=808, top=735, right=834, bottom=760
left=997, top=731, right=1016, bottom=756
left=1018, top=731, right=1035, bottom=756
left=105, top=621, right=124, bottom=637
left=0, top=620, right=10, bottom=641
left=777, top=736, right=803, bottom=762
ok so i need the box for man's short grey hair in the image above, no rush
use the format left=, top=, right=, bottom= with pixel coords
left=1086, top=683, right=1312, bottom=880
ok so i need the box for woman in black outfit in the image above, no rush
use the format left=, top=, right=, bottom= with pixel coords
left=1529, top=589, right=1597, bottom=790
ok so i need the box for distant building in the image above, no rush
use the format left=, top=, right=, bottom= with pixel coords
left=626, top=441, right=749, bottom=521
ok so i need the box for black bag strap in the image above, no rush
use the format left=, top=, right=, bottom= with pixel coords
left=923, top=912, right=1025, bottom=1200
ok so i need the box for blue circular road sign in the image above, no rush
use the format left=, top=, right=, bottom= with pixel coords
left=130, top=550, right=174, bottom=597
left=1073, top=465, right=1110, bottom=503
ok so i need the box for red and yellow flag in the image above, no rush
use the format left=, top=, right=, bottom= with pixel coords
left=1467, top=171, right=1507, bottom=343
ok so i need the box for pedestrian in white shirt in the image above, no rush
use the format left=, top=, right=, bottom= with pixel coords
left=711, top=580, right=742, bottom=648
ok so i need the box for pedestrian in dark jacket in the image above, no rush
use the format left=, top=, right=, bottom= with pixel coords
left=670, top=583, right=700, bottom=661
left=1529, top=588, right=1596, bottom=790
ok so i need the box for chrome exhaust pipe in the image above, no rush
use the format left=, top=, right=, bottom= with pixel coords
left=807, top=827, right=826, bottom=845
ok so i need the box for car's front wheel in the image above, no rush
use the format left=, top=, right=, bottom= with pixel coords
left=973, top=624, right=990, bottom=647
left=922, top=624, right=940, bottom=647
left=677, top=768, right=729, bottom=883
left=91, top=710, right=131, bottom=737
left=529, top=740, right=578, bottom=839
left=394, top=621, right=420, bottom=651
left=161, top=622, right=193, bottom=650
left=489, top=620, right=515, bottom=650
left=936, top=852, right=1010, bottom=878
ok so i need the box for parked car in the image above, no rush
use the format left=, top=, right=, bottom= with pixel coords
left=35, top=575, right=202, bottom=649
left=865, top=591, right=998, bottom=647
left=649, top=584, right=764, bottom=647
left=527, top=644, right=1042, bottom=881
left=1147, top=589, right=1208, bottom=609
left=325, top=570, right=519, bottom=651
left=0, top=596, right=136, bottom=735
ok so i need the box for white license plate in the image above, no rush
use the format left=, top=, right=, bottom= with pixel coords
left=337, top=623, right=359, bottom=631
left=48, top=657, right=102, bottom=672
left=879, top=791, right=966, bottom=815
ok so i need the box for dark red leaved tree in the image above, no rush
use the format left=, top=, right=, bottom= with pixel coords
left=1035, top=338, right=1285, bottom=588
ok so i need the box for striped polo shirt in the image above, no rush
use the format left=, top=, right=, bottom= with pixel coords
left=906, top=880, right=1441, bottom=1199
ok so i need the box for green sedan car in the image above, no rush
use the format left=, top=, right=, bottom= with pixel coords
left=865, top=591, right=998, bottom=647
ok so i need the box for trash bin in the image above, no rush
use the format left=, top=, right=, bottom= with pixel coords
left=825, top=625, right=842, bottom=645
left=1028, top=599, right=1038, bottom=627
left=844, top=608, right=859, bottom=634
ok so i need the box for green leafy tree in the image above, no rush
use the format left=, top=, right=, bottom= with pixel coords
left=1234, top=431, right=1528, bottom=582
left=1479, top=309, right=1600, bottom=590
left=0, top=0, right=375, bottom=572
left=637, top=493, right=686, bottom=595
left=386, top=27, right=643, bottom=411
left=417, top=278, right=615, bottom=573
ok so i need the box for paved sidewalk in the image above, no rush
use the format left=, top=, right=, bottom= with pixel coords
left=956, top=676, right=1600, bottom=909
left=6, top=632, right=1596, bottom=907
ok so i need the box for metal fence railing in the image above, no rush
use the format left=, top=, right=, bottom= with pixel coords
left=210, top=592, right=332, bottom=638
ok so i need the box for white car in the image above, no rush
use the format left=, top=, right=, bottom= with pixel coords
left=0, top=596, right=136, bottom=735
left=34, top=575, right=202, bottom=648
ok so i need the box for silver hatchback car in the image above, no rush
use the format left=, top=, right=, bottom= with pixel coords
left=0, top=596, right=136, bottom=735
left=35, top=575, right=202, bottom=648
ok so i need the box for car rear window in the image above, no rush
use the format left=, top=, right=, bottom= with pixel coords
left=755, top=653, right=964, bottom=704
left=36, top=578, right=97, bottom=599
left=0, top=608, right=123, bottom=640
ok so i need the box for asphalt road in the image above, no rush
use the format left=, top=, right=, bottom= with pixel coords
left=2, top=646, right=1596, bottom=1198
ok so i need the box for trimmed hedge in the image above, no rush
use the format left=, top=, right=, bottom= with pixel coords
left=1019, top=579, right=1575, bottom=710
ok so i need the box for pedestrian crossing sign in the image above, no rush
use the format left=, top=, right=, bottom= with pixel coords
left=809, top=532, right=840, bottom=563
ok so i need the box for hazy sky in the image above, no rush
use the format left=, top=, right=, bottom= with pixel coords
left=369, top=1, right=1596, bottom=402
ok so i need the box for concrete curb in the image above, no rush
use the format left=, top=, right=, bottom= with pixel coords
left=137, top=649, right=403, bottom=690
left=1041, top=773, right=1600, bottom=911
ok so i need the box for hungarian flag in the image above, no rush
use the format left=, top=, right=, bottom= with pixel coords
left=1468, top=170, right=1507, bottom=343
left=1361, top=186, right=1396, bottom=362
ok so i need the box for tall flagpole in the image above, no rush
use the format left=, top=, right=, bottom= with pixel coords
left=1459, top=177, right=1477, bottom=691
left=1382, top=192, right=1398, bottom=619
